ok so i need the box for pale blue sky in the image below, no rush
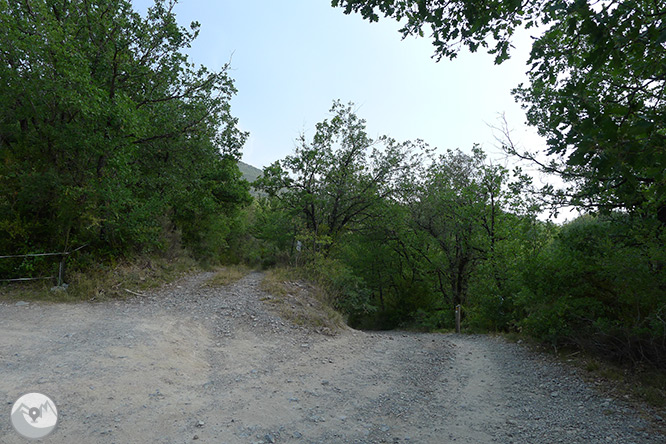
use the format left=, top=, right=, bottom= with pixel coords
left=131, top=0, right=546, bottom=169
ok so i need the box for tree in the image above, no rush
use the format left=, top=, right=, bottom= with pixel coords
left=332, top=0, right=666, bottom=221
left=255, top=100, right=424, bottom=254
left=406, top=146, right=503, bottom=310
left=517, top=215, right=666, bottom=367
left=511, top=1, right=666, bottom=220
left=0, top=0, right=249, bottom=259
left=332, top=0, right=541, bottom=63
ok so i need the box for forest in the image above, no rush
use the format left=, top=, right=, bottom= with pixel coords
left=1, top=0, right=664, bottom=370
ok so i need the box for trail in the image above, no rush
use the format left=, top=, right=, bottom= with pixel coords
left=0, top=272, right=663, bottom=443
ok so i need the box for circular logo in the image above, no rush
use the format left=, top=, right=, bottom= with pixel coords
left=10, top=392, right=59, bottom=439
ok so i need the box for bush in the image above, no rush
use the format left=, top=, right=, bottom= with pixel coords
left=303, top=255, right=376, bottom=323
left=517, top=215, right=666, bottom=367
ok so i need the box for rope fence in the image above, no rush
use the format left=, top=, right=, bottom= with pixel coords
left=0, top=244, right=87, bottom=285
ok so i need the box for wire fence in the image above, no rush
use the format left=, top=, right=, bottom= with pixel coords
left=0, top=244, right=87, bottom=285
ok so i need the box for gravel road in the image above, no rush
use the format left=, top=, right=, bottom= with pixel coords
left=0, top=271, right=664, bottom=443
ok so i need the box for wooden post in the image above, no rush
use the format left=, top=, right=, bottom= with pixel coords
left=455, top=304, right=461, bottom=333
left=57, top=256, right=65, bottom=287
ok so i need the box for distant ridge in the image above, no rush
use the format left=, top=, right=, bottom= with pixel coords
left=238, top=161, right=265, bottom=197
left=238, top=161, right=263, bottom=184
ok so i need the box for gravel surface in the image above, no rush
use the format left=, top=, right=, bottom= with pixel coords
left=0, top=271, right=664, bottom=443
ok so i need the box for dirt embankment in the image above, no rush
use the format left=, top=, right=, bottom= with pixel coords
left=0, top=272, right=664, bottom=443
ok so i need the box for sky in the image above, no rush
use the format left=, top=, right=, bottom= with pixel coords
left=130, top=0, right=548, bottom=171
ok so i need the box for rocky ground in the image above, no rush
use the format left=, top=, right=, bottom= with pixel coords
left=0, top=271, right=664, bottom=443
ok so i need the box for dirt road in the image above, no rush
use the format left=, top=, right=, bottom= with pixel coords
left=0, top=272, right=663, bottom=443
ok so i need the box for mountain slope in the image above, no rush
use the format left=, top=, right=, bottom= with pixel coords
left=238, top=161, right=263, bottom=184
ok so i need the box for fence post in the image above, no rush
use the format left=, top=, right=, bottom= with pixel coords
left=57, top=256, right=65, bottom=287
left=455, top=304, right=461, bottom=333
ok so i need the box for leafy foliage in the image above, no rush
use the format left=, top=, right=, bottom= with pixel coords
left=332, top=0, right=666, bottom=221
left=517, top=215, right=666, bottom=367
left=331, top=0, right=542, bottom=63
left=512, top=1, right=666, bottom=220
left=3, top=0, right=664, bottom=373
left=256, top=104, right=539, bottom=330
left=255, top=100, right=666, bottom=368
left=255, top=100, right=425, bottom=253
left=330, top=0, right=666, bottom=368
left=0, top=0, right=250, bottom=267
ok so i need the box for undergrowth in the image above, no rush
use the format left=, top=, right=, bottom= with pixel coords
left=0, top=254, right=199, bottom=302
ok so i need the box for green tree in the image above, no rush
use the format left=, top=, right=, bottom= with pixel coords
left=332, top=0, right=666, bottom=221
left=407, top=147, right=514, bottom=310
left=511, top=1, right=666, bottom=220
left=255, top=100, right=424, bottom=254
left=0, top=0, right=249, bottom=261
left=336, top=197, right=437, bottom=329
left=517, top=215, right=666, bottom=367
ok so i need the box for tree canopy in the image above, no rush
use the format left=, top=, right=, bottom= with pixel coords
left=255, top=101, right=424, bottom=252
left=332, top=0, right=666, bottom=221
left=0, top=0, right=249, bottom=260
left=1, top=0, right=664, bottom=371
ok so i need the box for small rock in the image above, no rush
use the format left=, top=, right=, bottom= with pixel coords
left=193, top=435, right=199, bottom=440
left=321, top=380, right=330, bottom=386
left=15, top=301, right=29, bottom=307
left=265, top=433, right=275, bottom=443
left=50, top=284, right=69, bottom=292
left=196, top=420, right=204, bottom=427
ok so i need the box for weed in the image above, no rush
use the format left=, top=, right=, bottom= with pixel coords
left=258, top=267, right=292, bottom=296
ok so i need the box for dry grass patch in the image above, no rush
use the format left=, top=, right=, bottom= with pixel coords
left=260, top=267, right=346, bottom=336
left=205, top=265, right=252, bottom=287
left=70, top=255, right=199, bottom=301
left=1, top=255, right=199, bottom=303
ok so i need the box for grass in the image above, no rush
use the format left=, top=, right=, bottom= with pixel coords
left=0, top=254, right=199, bottom=303
left=205, top=265, right=252, bottom=287
left=634, top=372, right=666, bottom=408
left=260, top=266, right=346, bottom=335
left=259, top=266, right=292, bottom=296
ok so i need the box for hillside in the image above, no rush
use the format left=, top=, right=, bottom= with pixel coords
left=238, top=161, right=265, bottom=197
left=238, top=160, right=263, bottom=184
